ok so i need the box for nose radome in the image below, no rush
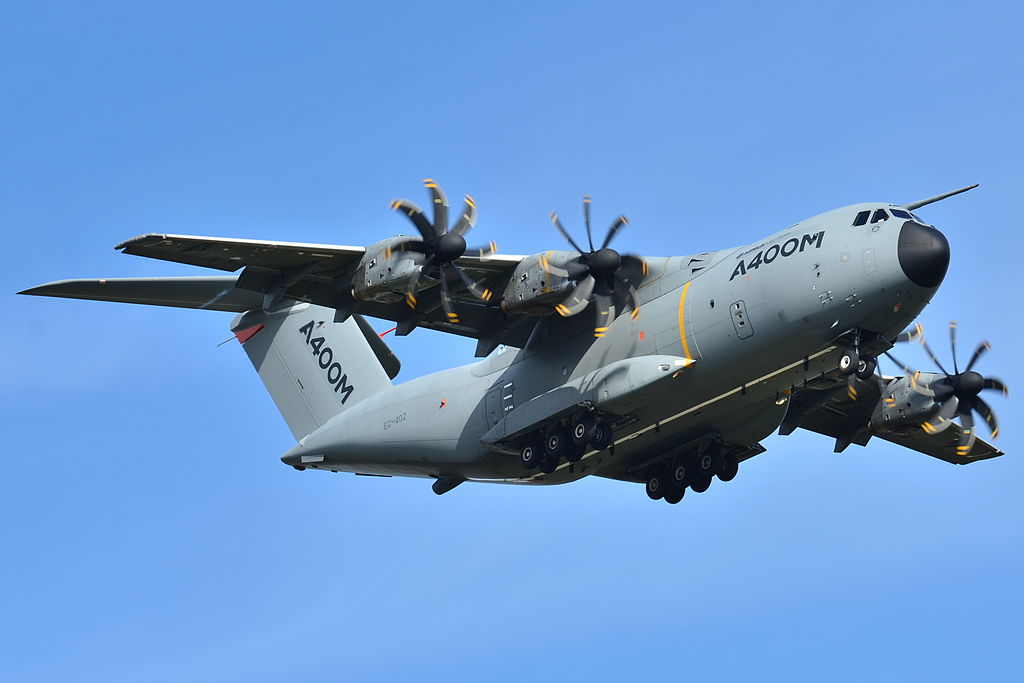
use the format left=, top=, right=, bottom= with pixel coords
left=898, top=220, right=950, bottom=288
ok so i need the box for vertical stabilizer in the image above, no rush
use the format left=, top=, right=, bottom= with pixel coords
left=231, top=302, right=392, bottom=440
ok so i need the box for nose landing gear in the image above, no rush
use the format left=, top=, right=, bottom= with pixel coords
left=839, top=330, right=882, bottom=381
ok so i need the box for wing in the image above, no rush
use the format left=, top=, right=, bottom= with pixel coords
left=115, top=233, right=367, bottom=273
left=18, top=276, right=264, bottom=312
left=787, top=377, right=1003, bottom=465
left=30, top=233, right=534, bottom=353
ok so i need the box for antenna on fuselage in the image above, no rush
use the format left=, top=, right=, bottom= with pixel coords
left=904, top=184, right=979, bottom=211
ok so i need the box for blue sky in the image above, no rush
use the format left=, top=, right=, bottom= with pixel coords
left=2, top=1, right=1022, bottom=680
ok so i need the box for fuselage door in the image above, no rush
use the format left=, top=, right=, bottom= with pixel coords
left=486, top=387, right=503, bottom=427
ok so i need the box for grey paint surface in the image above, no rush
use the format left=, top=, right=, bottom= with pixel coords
left=20, top=191, right=1002, bottom=497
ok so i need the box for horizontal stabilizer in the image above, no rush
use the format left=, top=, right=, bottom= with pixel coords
left=18, top=276, right=264, bottom=312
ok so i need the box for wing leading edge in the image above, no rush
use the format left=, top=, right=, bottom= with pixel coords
left=24, top=233, right=535, bottom=352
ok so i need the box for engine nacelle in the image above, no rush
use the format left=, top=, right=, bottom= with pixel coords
left=870, top=374, right=945, bottom=434
left=500, top=251, right=577, bottom=316
left=351, top=237, right=428, bottom=304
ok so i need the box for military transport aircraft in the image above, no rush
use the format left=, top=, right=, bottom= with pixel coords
left=20, top=181, right=1008, bottom=504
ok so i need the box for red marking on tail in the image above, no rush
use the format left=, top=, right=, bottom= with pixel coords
left=235, top=324, right=265, bottom=344
left=380, top=326, right=398, bottom=338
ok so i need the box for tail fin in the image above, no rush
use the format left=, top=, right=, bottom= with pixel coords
left=232, top=302, right=392, bottom=440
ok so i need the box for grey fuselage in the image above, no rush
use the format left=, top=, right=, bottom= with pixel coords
left=283, top=202, right=944, bottom=484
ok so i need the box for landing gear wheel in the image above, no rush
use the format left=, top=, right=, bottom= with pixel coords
left=646, top=472, right=665, bottom=500
left=591, top=422, right=613, bottom=451
left=839, top=349, right=859, bottom=376
left=689, top=472, right=712, bottom=493
left=544, top=428, right=568, bottom=459
left=663, top=486, right=684, bottom=505
left=717, top=455, right=739, bottom=482
left=565, top=444, right=584, bottom=463
left=520, top=442, right=542, bottom=470
left=670, top=463, right=687, bottom=489
left=570, top=415, right=596, bottom=448
left=855, top=357, right=877, bottom=380
left=693, top=451, right=715, bottom=479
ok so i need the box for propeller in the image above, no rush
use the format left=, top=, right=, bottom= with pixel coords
left=547, top=196, right=648, bottom=337
left=887, top=322, right=1008, bottom=456
left=389, top=179, right=497, bottom=324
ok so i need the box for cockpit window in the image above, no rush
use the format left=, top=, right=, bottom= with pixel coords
left=891, top=209, right=913, bottom=219
left=871, top=209, right=889, bottom=223
left=853, top=210, right=870, bottom=226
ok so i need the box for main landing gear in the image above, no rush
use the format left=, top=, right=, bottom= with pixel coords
left=519, top=415, right=614, bottom=474
left=645, top=444, right=740, bottom=505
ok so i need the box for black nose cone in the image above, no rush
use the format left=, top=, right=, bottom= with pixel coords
left=898, top=220, right=950, bottom=288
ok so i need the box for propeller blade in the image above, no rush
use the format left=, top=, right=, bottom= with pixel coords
left=883, top=352, right=935, bottom=396
left=956, top=402, right=977, bottom=458
left=397, top=239, right=431, bottom=255
left=404, top=267, right=423, bottom=309
left=390, top=199, right=436, bottom=242
left=972, top=395, right=999, bottom=439
left=550, top=211, right=586, bottom=254
left=592, top=292, right=615, bottom=337
left=545, top=257, right=589, bottom=280
left=920, top=396, right=959, bottom=435
left=846, top=374, right=864, bottom=401
left=983, top=377, right=1009, bottom=396
left=583, top=195, right=595, bottom=252
left=593, top=274, right=616, bottom=297
left=423, top=179, right=448, bottom=239
left=565, top=260, right=590, bottom=281
left=544, top=258, right=569, bottom=278
left=965, top=341, right=991, bottom=372
left=450, top=195, right=477, bottom=236
left=555, top=275, right=595, bottom=317
left=919, top=335, right=951, bottom=375
left=949, top=320, right=959, bottom=374
left=451, top=264, right=493, bottom=303
left=464, top=240, right=498, bottom=258
left=883, top=351, right=916, bottom=375
left=895, top=322, right=924, bottom=343
left=624, top=283, right=640, bottom=321
left=619, top=254, right=649, bottom=285
left=600, top=215, right=629, bottom=250
left=438, top=273, right=459, bottom=324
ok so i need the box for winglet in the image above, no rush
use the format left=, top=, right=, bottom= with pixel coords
left=904, top=184, right=978, bottom=211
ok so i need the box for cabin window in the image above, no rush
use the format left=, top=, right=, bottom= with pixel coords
left=891, top=209, right=913, bottom=219
left=852, top=210, right=870, bottom=226
left=871, top=209, right=889, bottom=223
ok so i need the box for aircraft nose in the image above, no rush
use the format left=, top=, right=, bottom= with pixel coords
left=897, top=220, right=950, bottom=288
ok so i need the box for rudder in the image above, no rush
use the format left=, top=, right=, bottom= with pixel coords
left=231, top=302, right=392, bottom=440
